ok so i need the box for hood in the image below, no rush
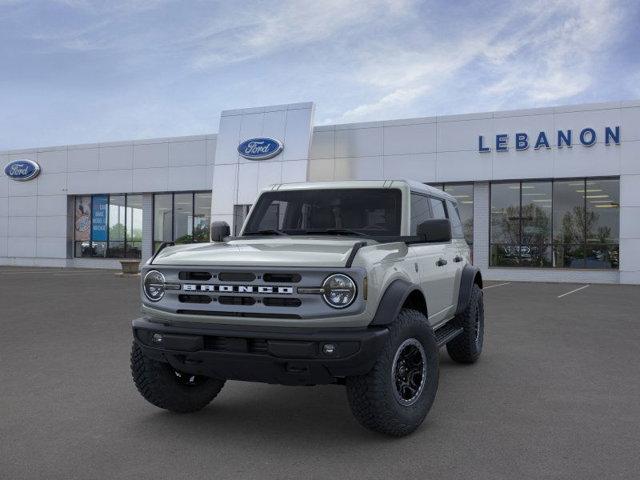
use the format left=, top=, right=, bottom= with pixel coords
left=151, top=237, right=368, bottom=268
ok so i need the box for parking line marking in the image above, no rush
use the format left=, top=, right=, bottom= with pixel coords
left=0, top=270, right=115, bottom=275
left=483, top=282, right=511, bottom=290
left=557, top=284, right=590, bottom=298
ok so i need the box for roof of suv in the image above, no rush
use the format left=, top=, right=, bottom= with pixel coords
left=268, top=180, right=455, bottom=202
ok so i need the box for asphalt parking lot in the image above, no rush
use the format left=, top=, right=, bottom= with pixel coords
left=1, top=268, right=639, bottom=480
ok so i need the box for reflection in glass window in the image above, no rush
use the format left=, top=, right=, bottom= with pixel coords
left=429, top=197, right=447, bottom=220
left=73, top=193, right=143, bottom=259
left=490, top=183, right=520, bottom=267
left=491, top=178, right=619, bottom=269
left=194, top=193, right=212, bottom=243
left=446, top=200, right=464, bottom=239
left=585, top=178, right=619, bottom=269
left=553, top=180, right=586, bottom=268
left=443, top=184, right=474, bottom=246
left=74, top=196, right=91, bottom=257
left=243, top=189, right=402, bottom=236
left=520, top=181, right=552, bottom=267
left=107, top=195, right=125, bottom=257
left=153, top=194, right=172, bottom=252
left=233, top=204, right=252, bottom=235
left=410, top=194, right=432, bottom=235
left=153, top=192, right=213, bottom=251
left=174, top=193, right=193, bottom=244
left=126, top=195, right=143, bottom=258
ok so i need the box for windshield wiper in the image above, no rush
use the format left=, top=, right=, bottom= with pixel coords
left=304, top=228, right=368, bottom=237
left=244, top=229, right=288, bottom=236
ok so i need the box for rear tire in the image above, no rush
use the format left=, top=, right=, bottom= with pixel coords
left=131, top=342, right=225, bottom=413
left=345, top=308, right=439, bottom=436
left=447, top=283, right=484, bottom=364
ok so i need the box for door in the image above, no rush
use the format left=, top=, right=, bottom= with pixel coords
left=413, top=242, right=454, bottom=325
left=445, top=199, right=468, bottom=310
left=427, top=196, right=458, bottom=321
left=409, top=193, right=456, bottom=325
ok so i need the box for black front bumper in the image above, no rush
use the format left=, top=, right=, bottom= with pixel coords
left=132, top=318, right=388, bottom=386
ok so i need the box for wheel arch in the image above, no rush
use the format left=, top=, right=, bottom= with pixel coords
left=455, top=265, right=482, bottom=316
left=370, top=279, right=429, bottom=326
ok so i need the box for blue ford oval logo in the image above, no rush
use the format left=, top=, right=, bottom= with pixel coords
left=4, top=159, right=41, bottom=181
left=237, top=137, right=283, bottom=160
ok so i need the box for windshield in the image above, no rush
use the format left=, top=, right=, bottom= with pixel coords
left=242, top=188, right=402, bottom=237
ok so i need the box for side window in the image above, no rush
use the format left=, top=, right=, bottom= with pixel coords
left=446, top=200, right=465, bottom=239
left=410, top=193, right=432, bottom=235
left=429, top=197, right=447, bottom=219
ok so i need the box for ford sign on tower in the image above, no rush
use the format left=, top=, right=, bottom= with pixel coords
left=237, top=138, right=283, bottom=160
left=4, top=159, right=41, bottom=181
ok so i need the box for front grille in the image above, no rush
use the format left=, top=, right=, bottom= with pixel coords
left=219, top=272, right=256, bottom=282
left=219, top=296, right=256, bottom=306
left=157, top=267, right=363, bottom=319
left=263, top=297, right=302, bottom=307
left=200, top=336, right=272, bottom=355
left=179, top=271, right=212, bottom=281
left=248, top=339, right=268, bottom=354
left=179, top=294, right=212, bottom=304
left=263, top=273, right=301, bottom=283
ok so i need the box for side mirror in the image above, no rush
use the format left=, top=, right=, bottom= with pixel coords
left=417, top=219, right=452, bottom=243
left=210, top=221, right=230, bottom=242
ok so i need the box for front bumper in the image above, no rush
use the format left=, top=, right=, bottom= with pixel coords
left=132, top=317, right=388, bottom=386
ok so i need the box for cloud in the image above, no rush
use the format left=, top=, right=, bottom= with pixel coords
left=191, top=0, right=415, bottom=70
left=337, top=36, right=493, bottom=121
left=334, top=0, right=626, bottom=122
left=481, top=0, right=622, bottom=104
left=0, top=0, right=635, bottom=149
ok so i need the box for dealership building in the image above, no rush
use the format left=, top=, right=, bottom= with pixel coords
left=1, top=100, right=639, bottom=284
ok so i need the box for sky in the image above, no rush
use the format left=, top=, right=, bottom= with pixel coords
left=1, top=0, right=639, bottom=150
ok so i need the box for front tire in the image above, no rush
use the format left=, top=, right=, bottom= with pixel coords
left=345, top=309, right=439, bottom=436
left=446, top=283, right=484, bottom=363
left=131, top=342, right=225, bottom=413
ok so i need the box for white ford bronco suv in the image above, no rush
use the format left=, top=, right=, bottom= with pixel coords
left=131, top=180, right=484, bottom=436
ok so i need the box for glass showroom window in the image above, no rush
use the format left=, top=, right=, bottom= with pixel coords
left=490, top=182, right=521, bottom=266
left=553, top=179, right=619, bottom=269
left=73, top=194, right=143, bottom=259
left=490, top=178, right=619, bottom=269
left=152, top=192, right=212, bottom=252
left=125, top=195, right=143, bottom=258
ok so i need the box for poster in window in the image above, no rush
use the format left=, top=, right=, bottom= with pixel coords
left=74, top=196, right=91, bottom=241
left=92, top=195, right=108, bottom=242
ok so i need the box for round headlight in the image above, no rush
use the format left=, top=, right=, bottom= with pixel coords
left=143, top=270, right=166, bottom=302
left=322, top=274, right=357, bottom=309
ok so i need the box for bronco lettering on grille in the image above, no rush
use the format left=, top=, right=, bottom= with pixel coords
left=182, top=284, right=294, bottom=294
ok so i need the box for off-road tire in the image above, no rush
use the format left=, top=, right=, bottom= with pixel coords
left=131, top=342, right=225, bottom=413
left=446, top=283, right=484, bottom=364
left=345, top=308, right=439, bottom=436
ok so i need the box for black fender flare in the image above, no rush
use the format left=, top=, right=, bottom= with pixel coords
left=455, top=265, right=483, bottom=316
left=370, top=279, right=426, bottom=326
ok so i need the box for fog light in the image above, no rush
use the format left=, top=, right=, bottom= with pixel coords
left=322, top=343, right=336, bottom=355
left=152, top=333, right=163, bottom=343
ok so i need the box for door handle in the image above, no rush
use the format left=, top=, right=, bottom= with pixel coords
left=454, top=255, right=463, bottom=263
left=436, top=258, right=447, bottom=267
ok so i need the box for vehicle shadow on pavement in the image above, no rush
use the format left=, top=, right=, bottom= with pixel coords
left=129, top=383, right=386, bottom=441
left=127, top=353, right=463, bottom=445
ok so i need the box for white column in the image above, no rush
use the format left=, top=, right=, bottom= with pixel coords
left=619, top=174, right=640, bottom=284
left=211, top=103, right=315, bottom=233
